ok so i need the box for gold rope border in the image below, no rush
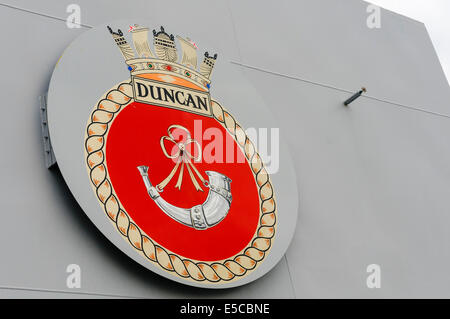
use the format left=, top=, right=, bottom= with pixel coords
left=85, top=81, right=277, bottom=283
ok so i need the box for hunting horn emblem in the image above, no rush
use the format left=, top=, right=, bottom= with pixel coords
left=138, top=125, right=232, bottom=230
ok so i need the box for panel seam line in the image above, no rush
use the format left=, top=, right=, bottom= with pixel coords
left=230, top=60, right=450, bottom=120
left=0, top=285, right=141, bottom=299
left=284, top=255, right=297, bottom=298
left=4, top=2, right=448, bottom=120
left=0, top=3, right=93, bottom=28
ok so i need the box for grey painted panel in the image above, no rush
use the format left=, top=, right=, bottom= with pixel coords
left=239, top=67, right=450, bottom=298
left=0, top=7, right=295, bottom=298
left=0, top=288, right=126, bottom=299
left=0, top=0, right=240, bottom=60
left=230, top=0, right=450, bottom=115
left=1, top=0, right=449, bottom=298
left=0, top=257, right=294, bottom=299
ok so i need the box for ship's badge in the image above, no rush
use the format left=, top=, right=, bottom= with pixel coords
left=84, top=25, right=277, bottom=285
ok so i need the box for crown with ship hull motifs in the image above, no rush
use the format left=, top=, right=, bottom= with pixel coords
left=108, top=25, right=217, bottom=92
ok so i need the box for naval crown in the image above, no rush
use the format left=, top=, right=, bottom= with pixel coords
left=108, top=25, right=217, bottom=91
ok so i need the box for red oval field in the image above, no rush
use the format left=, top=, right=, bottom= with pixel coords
left=106, top=101, right=261, bottom=261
